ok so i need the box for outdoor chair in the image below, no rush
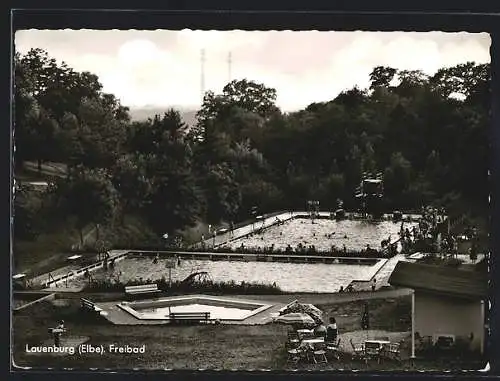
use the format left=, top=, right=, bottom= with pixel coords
left=311, top=342, right=328, bottom=364
left=287, top=331, right=300, bottom=348
left=388, top=342, right=402, bottom=362
left=350, top=339, right=365, bottom=360
left=287, top=347, right=306, bottom=365
left=364, top=341, right=382, bottom=364
left=415, top=335, right=432, bottom=353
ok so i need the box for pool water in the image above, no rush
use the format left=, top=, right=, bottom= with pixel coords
left=139, top=303, right=252, bottom=320
left=223, top=219, right=416, bottom=252
left=63, top=257, right=384, bottom=293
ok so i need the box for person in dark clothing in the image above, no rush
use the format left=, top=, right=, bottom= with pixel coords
left=361, top=303, right=370, bottom=330
left=53, top=320, right=66, bottom=346
left=314, top=323, right=327, bottom=339
left=326, top=316, right=338, bottom=343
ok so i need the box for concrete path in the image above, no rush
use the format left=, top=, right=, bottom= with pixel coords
left=32, top=250, right=130, bottom=288
left=350, top=254, right=407, bottom=291
left=197, top=212, right=298, bottom=248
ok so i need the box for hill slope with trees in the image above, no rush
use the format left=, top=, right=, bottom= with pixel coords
left=13, top=48, right=490, bottom=268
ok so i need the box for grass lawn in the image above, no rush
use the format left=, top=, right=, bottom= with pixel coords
left=14, top=228, right=82, bottom=276
left=12, top=292, right=487, bottom=371
left=13, top=215, right=158, bottom=277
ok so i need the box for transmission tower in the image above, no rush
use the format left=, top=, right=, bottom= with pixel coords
left=200, top=49, right=206, bottom=102
left=227, top=51, right=232, bottom=83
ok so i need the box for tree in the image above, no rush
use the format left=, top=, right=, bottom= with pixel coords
left=383, top=152, right=413, bottom=208
left=430, top=62, right=490, bottom=101
left=316, top=174, right=346, bottom=208
left=334, top=87, right=368, bottom=109
left=369, top=66, right=397, bottom=89
left=137, top=111, right=202, bottom=235
left=222, top=79, right=279, bottom=116
left=15, top=49, right=130, bottom=170
left=55, top=169, right=119, bottom=246
left=13, top=184, right=43, bottom=240
left=14, top=54, right=60, bottom=170
left=194, top=79, right=279, bottom=142
left=203, top=163, right=241, bottom=223
left=111, top=153, right=152, bottom=223
left=17, top=48, right=103, bottom=121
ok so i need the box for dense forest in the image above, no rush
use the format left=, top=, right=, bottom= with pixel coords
left=14, top=48, right=490, bottom=250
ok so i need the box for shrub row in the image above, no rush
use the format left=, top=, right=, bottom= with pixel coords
left=82, top=277, right=284, bottom=295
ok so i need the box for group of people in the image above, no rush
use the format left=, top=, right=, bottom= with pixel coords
left=312, top=317, right=339, bottom=343
left=396, top=205, right=477, bottom=257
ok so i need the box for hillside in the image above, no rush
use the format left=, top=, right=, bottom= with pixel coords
left=129, top=106, right=198, bottom=127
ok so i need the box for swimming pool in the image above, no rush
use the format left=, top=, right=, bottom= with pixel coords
left=222, top=218, right=416, bottom=252
left=60, top=256, right=386, bottom=293
left=118, top=295, right=272, bottom=321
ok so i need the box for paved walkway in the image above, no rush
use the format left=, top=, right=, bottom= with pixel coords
left=32, top=250, right=130, bottom=288
left=349, top=254, right=407, bottom=291
left=196, top=212, right=298, bottom=248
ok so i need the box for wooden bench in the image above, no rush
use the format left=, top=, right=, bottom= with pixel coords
left=124, top=284, right=160, bottom=297
left=81, top=298, right=107, bottom=316
left=169, top=312, right=210, bottom=324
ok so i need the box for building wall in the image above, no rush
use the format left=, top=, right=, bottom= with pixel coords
left=415, top=292, right=484, bottom=352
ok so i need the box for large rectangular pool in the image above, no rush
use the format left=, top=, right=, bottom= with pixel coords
left=61, top=257, right=385, bottom=293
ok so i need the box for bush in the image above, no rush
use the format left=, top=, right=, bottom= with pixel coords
left=82, top=277, right=283, bottom=294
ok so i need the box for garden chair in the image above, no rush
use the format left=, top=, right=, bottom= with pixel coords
left=311, top=342, right=328, bottom=364
left=287, top=331, right=300, bottom=348
left=364, top=341, right=382, bottom=364
left=287, top=347, right=305, bottom=365
left=388, top=342, right=402, bottom=362
left=350, top=338, right=365, bottom=361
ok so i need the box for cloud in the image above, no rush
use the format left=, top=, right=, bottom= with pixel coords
left=15, top=30, right=491, bottom=111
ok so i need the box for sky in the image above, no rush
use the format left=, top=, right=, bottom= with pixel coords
left=15, top=30, right=491, bottom=112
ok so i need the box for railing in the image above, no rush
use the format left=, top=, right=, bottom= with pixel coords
left=43, top=251, right=130, bottom=288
